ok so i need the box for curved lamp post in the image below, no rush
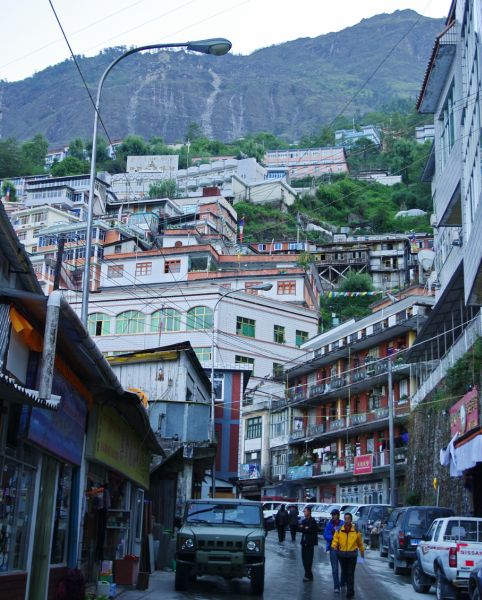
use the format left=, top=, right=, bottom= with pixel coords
left=80, top=38, right=232, bottom=326
left=209, top=282, right=273, bottom=498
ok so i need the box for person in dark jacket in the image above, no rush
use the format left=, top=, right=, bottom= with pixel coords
left=300, top=505, right=318, bottom=581
left=288, top=504, right=300, bottom=541
left=275, top=504, right=289, bottom=542
left=323, top=508, right=344, bottom=592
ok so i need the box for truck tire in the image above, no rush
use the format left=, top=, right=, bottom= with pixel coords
left=175, top=563, right=190, bottom=591
left=251, top=564, right=265, bottom=595
left=379, top=540, right=388, bottom=558
left=411, top=560, right=431, bottom=594
left=435, top=570, right=452, bottom=600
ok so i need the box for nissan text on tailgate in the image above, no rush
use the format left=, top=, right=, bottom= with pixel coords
left=175, top=499, right=265, bottom=594
left=412, top=516, right=482, bottom=598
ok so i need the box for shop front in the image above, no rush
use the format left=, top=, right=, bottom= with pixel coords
left=82, top=404, right=151, bottom=585
left=25, top=367, right=88, bottom=600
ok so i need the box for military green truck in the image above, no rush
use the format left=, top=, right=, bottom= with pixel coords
left=175, top=498, right=265, bottom=594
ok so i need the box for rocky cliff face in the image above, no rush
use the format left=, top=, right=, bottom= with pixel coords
left=1, top=10, right=444, bottom=146
left=406, top=403, right=472, bottom=513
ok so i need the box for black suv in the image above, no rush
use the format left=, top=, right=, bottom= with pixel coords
left=387, top=506, right=454, bottom=574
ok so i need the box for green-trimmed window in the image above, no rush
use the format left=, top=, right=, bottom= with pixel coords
left=150, top=309, right=182, bottom=333
left=186, top=306, right=213, bottom=330
left=116, top=310, right=145, bottom=334
left=273, top=363, right=284, bottom=377
left=246, top=416, right=262, bottom=439
left=235, top=355, right=255, bottom=367
left=88, top=312, right=111, bottom=336
left=296, top=330, right=309, bottom=347
left=274, top=324, right=285, bottom=344
left=194, top=347, right=212, bottom=362
left=236, top=316, right=255, bottom=338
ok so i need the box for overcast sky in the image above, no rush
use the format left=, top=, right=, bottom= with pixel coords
left=1, top=0, right=447, bottom=82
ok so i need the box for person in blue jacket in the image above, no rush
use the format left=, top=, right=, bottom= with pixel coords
left=323, top=508, right=344, bottom=592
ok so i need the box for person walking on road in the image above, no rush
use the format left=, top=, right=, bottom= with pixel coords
left=331, top=512, right=365, bottom=598
left=288, top=504, right=299, bottom=542
left=324, top=508, right=344, bottom=592
left=275, top=504, right=289, bottom=542
left=300, top=505, right=319, bottom=581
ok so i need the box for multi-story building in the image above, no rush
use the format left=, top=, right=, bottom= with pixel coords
left=312, top=233, right=433, bottom=292
left=62, top=245, right=319, bottom=491
left=24, top=173, right=112, bottom=218
left=264, top=147, right=349, bottom=180
left=411, top=0, right=482, bottom=406
left=415, top=124, right=435, bottom=144
left=402, top=0, right=482, bottom=513
left=335, top=125, right=382, bottom=148
left=254, top=293, right=433, bottom=504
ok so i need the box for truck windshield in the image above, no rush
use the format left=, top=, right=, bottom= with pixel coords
left=186, top=503, right=262, bottom=526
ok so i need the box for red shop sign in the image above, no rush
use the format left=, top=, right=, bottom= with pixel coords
left=450, top=387, right=479, bottom=437
left=353, top=454, right=373, bottom=475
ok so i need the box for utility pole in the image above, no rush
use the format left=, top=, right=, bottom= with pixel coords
left=52, top=235, right=66, bottom=291
left=387, top=357, right=396, bottom=507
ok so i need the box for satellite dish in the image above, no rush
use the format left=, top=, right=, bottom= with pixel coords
left=418, top=249, right=435, bottom=271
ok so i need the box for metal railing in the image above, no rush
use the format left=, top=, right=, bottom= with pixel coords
left=411, top=313, right=482, bottom=407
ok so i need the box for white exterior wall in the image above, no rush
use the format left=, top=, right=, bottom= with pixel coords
left=100, top=254, right=189, bottom=287
left=66, top=283, right=318, bottom=400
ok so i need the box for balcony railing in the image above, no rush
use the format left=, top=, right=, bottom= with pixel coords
left=286, top=360, right=409, bottom=405
left=310, top=448, right=408, bottom=478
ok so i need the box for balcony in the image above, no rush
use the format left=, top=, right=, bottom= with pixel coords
left=288, top=404, right=410, bottom=445
left=287, top=464, right=313, bottom=480
left=285, top=360, right=410, bottom=407
left=311, top=448, right=408, bottom=479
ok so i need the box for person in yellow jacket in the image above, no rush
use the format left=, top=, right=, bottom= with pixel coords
left=331, top=512, right=365, bottom=598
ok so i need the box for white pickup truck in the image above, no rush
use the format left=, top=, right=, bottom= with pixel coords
left=411, top=516, right=482, bottom=600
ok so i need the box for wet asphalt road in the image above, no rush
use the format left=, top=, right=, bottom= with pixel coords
left=126, top=534, right=452, bottom=600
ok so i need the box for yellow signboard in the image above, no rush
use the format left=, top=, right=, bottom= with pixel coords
left=90, top=404, right=150, bottom=488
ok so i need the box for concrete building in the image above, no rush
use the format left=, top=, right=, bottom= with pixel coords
left=409, top=0, right=482, bottom=512
left=311, top=233, right=433, bottom=292
left=415, top=124, right=435, bottom=144
left=258, top=293, right=433, bottom=503
left=335, top=125, right=382, bottom=148
left=108, top=343, right=218, bottom=509
left=231, top=176, right=298, bottom=209
left=264, top=147, right=349, bottom=180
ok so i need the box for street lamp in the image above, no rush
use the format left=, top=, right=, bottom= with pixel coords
left=209, top=283, right=273, bottom=498
left=80, top=38, right=232, bottom=325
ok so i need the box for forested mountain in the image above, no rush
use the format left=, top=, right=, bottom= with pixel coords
left=1, top=10, right=444, bottom=146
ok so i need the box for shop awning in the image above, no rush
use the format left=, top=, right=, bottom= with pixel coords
left=0, top=371, right=60, bottom=409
